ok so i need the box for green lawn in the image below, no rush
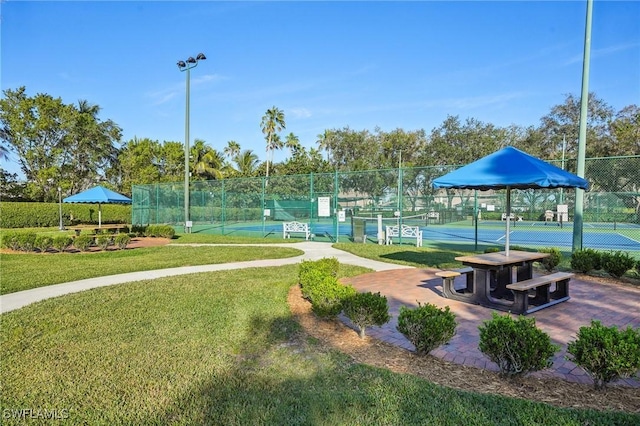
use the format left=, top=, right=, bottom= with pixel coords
left=2, top=265, right=637, bottom=425
left=0, top=244, right=302, bottom=294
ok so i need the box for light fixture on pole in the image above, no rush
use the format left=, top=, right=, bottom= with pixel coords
left=57, top=186, right=64, bottom=230
left=177, top=52, right=206, bottom=233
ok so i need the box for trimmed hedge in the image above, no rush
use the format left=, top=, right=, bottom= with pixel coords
left=0, top=202, right=131, bottom=228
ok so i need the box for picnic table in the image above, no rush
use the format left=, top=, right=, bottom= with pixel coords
left=436, top=250, right=572, bottom=314
left=70, top=224, right=130, bottom=236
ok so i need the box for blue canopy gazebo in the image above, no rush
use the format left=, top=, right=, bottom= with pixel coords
left=432, top=146, right=589, bottom=255
left=63, top=185, right=131, bottom=227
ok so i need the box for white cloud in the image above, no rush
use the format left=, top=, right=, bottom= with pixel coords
left=564, top=42, right=640, bottom=66
left=290, top=107, right=312, bottom=118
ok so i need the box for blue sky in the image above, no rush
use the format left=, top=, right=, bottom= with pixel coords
left=2, top=1, right=639, bottom=178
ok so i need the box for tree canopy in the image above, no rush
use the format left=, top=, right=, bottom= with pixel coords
left=1, top=88, right=638, bottom=203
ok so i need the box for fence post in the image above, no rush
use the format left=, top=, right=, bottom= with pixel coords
left=334, top=171, right=339, bottom=243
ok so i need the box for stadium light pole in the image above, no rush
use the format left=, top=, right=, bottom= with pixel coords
left=177, top=53, right=206, bottom=233
left=572, top=0, right=592, bottom=252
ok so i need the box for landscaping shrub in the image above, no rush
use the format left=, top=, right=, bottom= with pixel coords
left=131, top=225, right=146, bottom=236
left=484, top=247, right=500, bottom=253
left=538, top=247, right=562, bottom=272
left=0, top=231, right=22, bottom=250
left=15, top=232, right=37, bottom=252
left=96, top=235, right=113, bottom=251
left=114, top=234, right=131, bottom=250
left=343, top=291, right=391, bottom=338
left=570, top=248, right=601, bottom=274
left=145, top=224, right=175, bottom=238
left=396, top=303, right=457, bottom=355
left=52, top=235, right=73, bottom=252
left=73, top=235, right=94, bottom=252
left=34, top=235, right=53, bottom=253
left=0, top=201, right=130, bottom=228
left=478, top=313, right=558, bottom=377
left=306, top=275, right=356, bottom=318
left=298, top=258, right=339, bottom=299
left=566, top=320, right=640, bottom=389
left=600, top=251, right=635, bottom=279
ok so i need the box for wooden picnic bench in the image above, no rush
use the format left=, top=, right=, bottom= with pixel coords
left=385, top=224, right=423, bottom=247
left=506, top=271, right=573, bottom=315
left=282, top=221, right=311, bottom=240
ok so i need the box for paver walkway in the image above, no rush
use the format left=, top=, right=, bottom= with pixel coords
left=2, top=241, right=638, bottom=388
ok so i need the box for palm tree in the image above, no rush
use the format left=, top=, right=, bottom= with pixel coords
left=260, top=106, right=286, bottom=180
left=233, top=149, right=260, bottom=177
left=0, top=143, right=9, bottom=161
left=191, top=139, right=224, bottom=180
left=284, top=132, right=302, bottom=158
left=224, top=140, right=241, bottom=161
left=316, top=129, right=335, bottom=163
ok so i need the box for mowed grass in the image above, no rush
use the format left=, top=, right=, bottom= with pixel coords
left=2, top=265, right=637, bottom=425
left=0, top=245, right=302, bottom=294
left=334, top=242, right=472, bottom=269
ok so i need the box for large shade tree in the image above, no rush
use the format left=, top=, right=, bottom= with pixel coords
left=0, top=86, right=121, bottom=201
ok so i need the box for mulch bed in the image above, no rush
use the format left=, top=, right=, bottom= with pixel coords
left=287, top=285, right=640, bottom=414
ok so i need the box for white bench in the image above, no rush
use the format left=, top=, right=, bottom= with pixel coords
left=501, top=213, right=523, bottom=221
left=385, top=224, right=422, bottom=247
left=282, top=221, right=311, bottom=240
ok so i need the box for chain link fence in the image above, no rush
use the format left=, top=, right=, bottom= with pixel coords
left=132, top=156, right=640, bottom=255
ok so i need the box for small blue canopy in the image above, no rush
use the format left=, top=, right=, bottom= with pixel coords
left=432, top=146, right=589, bottom=191
left=63, top=185, right=131, bottom=227
left=63, top=185, right=131, bottom=204
left=432, top=147, right=588, bottom=256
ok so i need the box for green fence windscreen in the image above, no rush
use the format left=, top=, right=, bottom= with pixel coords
left=131, top=156, right=640, bottom=255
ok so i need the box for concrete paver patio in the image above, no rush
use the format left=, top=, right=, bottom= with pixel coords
left=342, top=267, right=640, bottom=388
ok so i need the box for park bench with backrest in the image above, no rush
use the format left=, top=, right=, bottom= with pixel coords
left=282, top=221, right=311, bottom=240
left=385, top=224, right=423, bottom=247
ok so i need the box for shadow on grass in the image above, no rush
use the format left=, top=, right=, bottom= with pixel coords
left=147, top=312, right=639, bottom=425
left=380, top=250, right=462, bottom=268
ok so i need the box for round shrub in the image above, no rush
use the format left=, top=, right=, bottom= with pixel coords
left=96, top=235, right=113, bottom=251
left=73, top=235, right=94, bottom=252
left=538, top=247, right=562, bottom=272
left=600, top=251, right=635, bottom=279
left=567, top=320, right=640, bottom=389
left=478, top=313, right=558, bottom=377
left=570, top=249, right=600, bottom=274
left=52, top=235, right=73, bottom=252
left=306, top=275, right=356, bottom=318
left=1, top=231, right=22, bottom=251
left=298, top=258, right=339, bottom=300
left=34, top=235, right=53, bottom=253
left=15, top=232, right=37, bottom=252
left=396, top=303, right=457, bottom=355
left=114, top=234, right=131, bottom=250
left=343, top=291, right=391, bottom=339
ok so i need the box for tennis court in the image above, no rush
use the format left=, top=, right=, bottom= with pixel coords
left=188, top=217, right=640, bottom=253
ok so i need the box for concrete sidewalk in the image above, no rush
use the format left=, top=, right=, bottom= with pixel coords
left=0, top=242, right=411, bottom=314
